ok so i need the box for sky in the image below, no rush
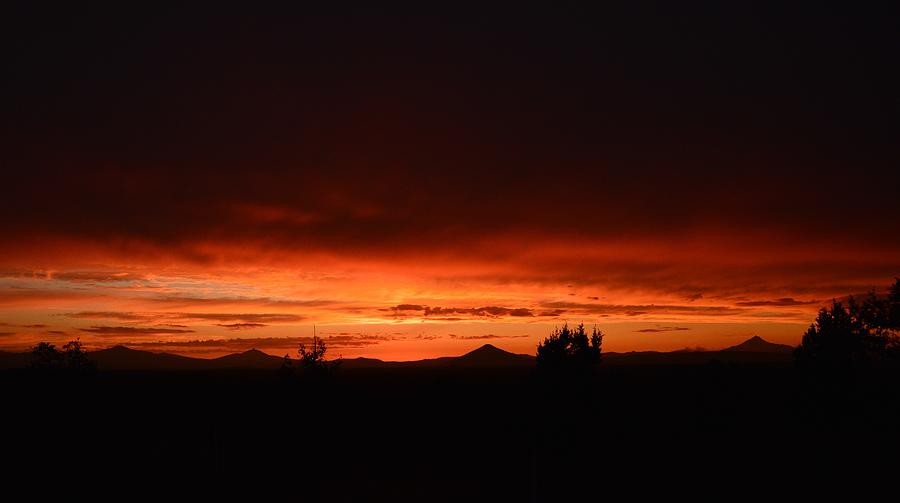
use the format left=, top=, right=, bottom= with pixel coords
left=2, top=4, right=899, bottom=359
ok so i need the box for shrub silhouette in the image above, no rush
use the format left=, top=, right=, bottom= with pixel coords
left=61, top=339, right=95, bottom=371
left=30, top=342, right=63, bottom=369
left=536, top=323, right=603, bottom=372
left=297, top=336, right=339, bottom=375
left=30, top=339, right=96, bottom=372
left=796, top=278, right=900, bottom=368
left=277, top=353, right=297, bottom=382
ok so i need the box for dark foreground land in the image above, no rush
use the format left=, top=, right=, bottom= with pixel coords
left=6, top=361, right=900, bottom=500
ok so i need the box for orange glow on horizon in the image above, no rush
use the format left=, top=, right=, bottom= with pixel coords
left=1, top=228, right=895, bottom=360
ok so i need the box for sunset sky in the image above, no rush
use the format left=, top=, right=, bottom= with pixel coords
left=3, top=4, right=898, bottom=359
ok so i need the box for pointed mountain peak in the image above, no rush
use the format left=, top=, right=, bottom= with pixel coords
left=468, top=343, right=503, bottom=354
left=723, top=336, right=793, bottom=353
left=455, top=343, right=533, bottom=366
left=214, top=348, right=278, bottom=361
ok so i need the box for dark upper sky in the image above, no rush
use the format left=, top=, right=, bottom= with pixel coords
left=5, top=2, right=899, bottom=251
left=1, top=3, right=899, bottom=357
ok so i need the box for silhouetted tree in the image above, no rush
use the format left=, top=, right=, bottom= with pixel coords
left=297, top=336, right=339, bottom=375
left=62, top=339, right=95, bottom=371
left=889, top=278, right=900, bottom=356
left=536, top=323, right=603, bottom=372
left=865, top=278, right=900, bottom=335
left=30, top=342, right=62, bottom=369
left=30, top=339, right=95, bottom=372
left=796, top=278, right=900, bottom=368
left=278, top=353, right=295, bottom=380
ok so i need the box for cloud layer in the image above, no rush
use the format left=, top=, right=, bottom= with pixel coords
left=1, top=6, right=898, bottom=358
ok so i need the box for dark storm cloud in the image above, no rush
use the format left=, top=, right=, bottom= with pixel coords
left=2, top=3, right=899, bottom=264
left=635, top=327, right=691, bottom=333
left=126, top=334, right=392, bottom=353
left=49, top=271, right=148, bottom=283
left=217, top=323, right=267, bottom=330
left=66, top=311, right=150, bottom=321
left=429, top=307, right=533, bottom=318
left=393, top=300, right=759, bottom=320
left=0, top=270, right=149, bottom=283
left=0, top=322, right=49, bottom=329
left=79, top=326, right=196, bottom=336
left=387, top=305, right=534, bottom=318
left=392, top=304, right=426, bottom=311
left=65, top=311, right=304, bottom=324
left=148, top=297, right=337, bottom=310
left=735, top=298, right=818, bottom=307
left=448, top=334, right=529, bottom=340
left=411, top=334, right=442, bottom=341
left=173, top=313, right=304, bottom=323
left=539, top=301, right=745, bottom=317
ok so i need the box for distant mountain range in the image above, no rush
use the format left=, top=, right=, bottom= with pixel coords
left=0, top=337, right=796, bottom=371
left=339, top=343, right=535, bottom=369
left=601, top=335, right=794, bottom=366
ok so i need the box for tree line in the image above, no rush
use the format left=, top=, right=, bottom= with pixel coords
left=796, top=278, right=900, bottom=368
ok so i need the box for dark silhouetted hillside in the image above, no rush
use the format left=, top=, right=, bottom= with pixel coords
left=211, top=348, right=284, bottom=369
left=339, top=344, right=534, bottom=369
left=88, top=345, right=205, bottom=371
left=602, top=337, right=794, bottom=365
left=338, top=356, right=393, bottom=369
left=0, top=350, right=28, bottom=368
